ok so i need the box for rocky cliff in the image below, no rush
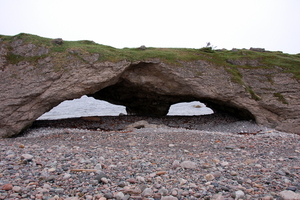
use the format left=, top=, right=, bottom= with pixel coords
left=0, top=33, right=299, bottom=137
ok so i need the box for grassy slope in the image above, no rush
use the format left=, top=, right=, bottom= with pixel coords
left=1, top=33, right=300, bottom=86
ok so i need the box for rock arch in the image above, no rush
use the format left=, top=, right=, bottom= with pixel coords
left=1, top=35, right=299, bottom=137
left=89, top=61, right=257, bottom=120
left=88, top=59, right=255, bottom=119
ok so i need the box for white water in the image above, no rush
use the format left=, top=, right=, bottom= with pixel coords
left=38, top=95, right=213, bottom=120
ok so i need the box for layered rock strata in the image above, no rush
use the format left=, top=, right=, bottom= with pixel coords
left=0, top=33, right=299, bottom=137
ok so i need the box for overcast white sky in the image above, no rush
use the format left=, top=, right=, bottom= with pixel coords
left=1, top=0, right=300, bottom=54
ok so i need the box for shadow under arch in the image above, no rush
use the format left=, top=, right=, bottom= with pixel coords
left=90, top=80, right=256, bottom=122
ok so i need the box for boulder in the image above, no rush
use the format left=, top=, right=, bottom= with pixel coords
left=250, top=47, right=265, bottom=52
left=139, top=45, right=146, bottom=50
left=51, top=38, right=63, bottom=45
left=0, top=33, right=299, bottom=137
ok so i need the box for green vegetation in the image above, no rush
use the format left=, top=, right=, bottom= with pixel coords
left=5, top=52, right=46, bottom=65
left=5, top=52, right=23, bottom=65
left=199, top=47, right=215, bottom=53
left=274, top=93, right=288, bottom=104
left=1, top=33, right=299, bottom=100
left=1, top=33, right=299, bottom=70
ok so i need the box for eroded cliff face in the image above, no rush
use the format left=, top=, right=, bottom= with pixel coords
left=0, top=33, right=299, bottom=137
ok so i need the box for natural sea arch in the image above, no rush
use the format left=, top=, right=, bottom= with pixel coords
left=1, top=33, right=299, bottom=137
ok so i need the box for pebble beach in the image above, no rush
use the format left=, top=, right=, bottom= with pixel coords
left=1, top=115, right=300, bottom=200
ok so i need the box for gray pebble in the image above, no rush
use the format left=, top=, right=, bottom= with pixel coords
left=161, top=196, right=178, bottom=200
left=142, top=188, right=153, bottom=197
left=115, top=192, right=125, bottom=200
left=21, top=153, right=33, bottom=160
left=118, top=181, right=126, bottom=187
left=235, top=190, right=245, bottom=199
left=180, top=161, right=197, bottom=169
left=158, top=188, right=168, bottom=196
left=104, top=192, right=114, bottom=199
left=95, top=171, right=108, bottom=183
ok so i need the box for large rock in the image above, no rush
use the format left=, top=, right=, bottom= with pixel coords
left=0, top=33, right=299, bottom=137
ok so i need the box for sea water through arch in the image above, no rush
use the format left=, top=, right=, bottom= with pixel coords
left=38, top=95, right=213, bottom=120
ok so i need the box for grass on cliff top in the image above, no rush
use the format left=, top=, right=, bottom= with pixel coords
left=1, top=33, right=300, bottom=79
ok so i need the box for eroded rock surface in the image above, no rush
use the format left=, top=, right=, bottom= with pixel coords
left=0, top=34, right=299, bottom=137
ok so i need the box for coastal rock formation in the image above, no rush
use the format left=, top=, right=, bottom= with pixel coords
left=0, top=33, right=299, bottom=137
